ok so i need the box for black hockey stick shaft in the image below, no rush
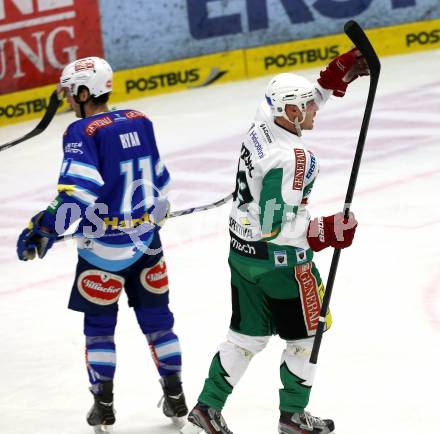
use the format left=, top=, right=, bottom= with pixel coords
left=310, top=21, right=381, bottom=364
left=0, top=89, right=61, bottom=152
left=55, top=193, right=233, bottom=243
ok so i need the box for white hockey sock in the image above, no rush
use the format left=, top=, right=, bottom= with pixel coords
left=281, top=337, right=316, bottom=387
left=218, top=330, right=270, bottom=387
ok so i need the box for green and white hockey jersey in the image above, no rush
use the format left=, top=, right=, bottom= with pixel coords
left=229, top=88, right=331, bottom=268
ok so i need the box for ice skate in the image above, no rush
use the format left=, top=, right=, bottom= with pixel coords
left=159, top=373, right=188, bottom=426
left=180, top=402, right=233, bottom=434
left=87, top=381, right=115, bottom=433
left=278, top=410, right=334, bottom=433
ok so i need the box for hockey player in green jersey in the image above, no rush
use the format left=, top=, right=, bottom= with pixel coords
left=181, top=49, right=368, bottom=434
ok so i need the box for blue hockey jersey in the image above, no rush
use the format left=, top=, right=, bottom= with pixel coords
left=54, top=109, right=170, bottom=271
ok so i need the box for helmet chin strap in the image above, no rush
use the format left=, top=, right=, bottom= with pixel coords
left=282, top=109, right=306, bottom=137
left=79, top=102, right=86, bottom=119
left=74, top=95, right=90, bottom=119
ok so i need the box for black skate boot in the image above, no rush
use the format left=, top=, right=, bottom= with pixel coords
left=159, top=373, right=188, bottom=422
left=278, top=410, right=335, bottom=434
left=87, top=381, right=115, bottom=433
left=180, top=402, right=233, bottom=434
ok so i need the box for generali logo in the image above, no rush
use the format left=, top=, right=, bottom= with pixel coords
left=0, top=0, right=103, bottom=93
left=295, top=263, right=320, bottom=334
left=85, top=115, right=113, bottom=136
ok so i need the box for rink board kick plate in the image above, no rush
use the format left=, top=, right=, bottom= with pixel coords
left=1, top=17, right=439, bottom=128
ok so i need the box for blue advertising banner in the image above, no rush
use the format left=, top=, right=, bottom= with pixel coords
left=99, top=0, right=440, bottom=70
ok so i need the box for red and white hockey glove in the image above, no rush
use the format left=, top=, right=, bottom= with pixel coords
left=307, top=212, right=358, bottom=252
left=318, top=48, right=369, bottom=97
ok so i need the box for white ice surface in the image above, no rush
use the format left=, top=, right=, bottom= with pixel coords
left=0, top=50, right=439, bottom=434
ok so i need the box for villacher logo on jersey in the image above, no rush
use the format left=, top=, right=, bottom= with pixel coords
left=0, top=0, right=104, bottom=94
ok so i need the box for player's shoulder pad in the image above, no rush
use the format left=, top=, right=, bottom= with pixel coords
left=63, top=116, right=91, bottom=139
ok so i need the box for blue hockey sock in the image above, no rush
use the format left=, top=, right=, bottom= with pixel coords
left=134, top=305, right=182, bottom=377
left=84, top=314, right=117, bottom=392
left=146, top=329, right=182, bottom=377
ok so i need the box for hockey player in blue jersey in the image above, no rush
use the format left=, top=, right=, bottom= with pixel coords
left=16, top=57, right=188, bottom=432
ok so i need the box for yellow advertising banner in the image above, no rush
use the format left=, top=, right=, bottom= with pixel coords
left=1, top=18, right=439, bottom=128
left=245, top=18, right=440, bottom=78
left=0, top=84, right=68, bottom=128
left=366, top=18, right=440, bottom=56
left=0, top=50, right=246, bottom=127
left=112, top=50, right=246, bottom=103
left=245, top=34, right=350, bottom=78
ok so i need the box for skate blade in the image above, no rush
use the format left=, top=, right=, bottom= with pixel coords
left=93, top=424, right=113, bottom=433
left=180, top=421, right=203, bottom=434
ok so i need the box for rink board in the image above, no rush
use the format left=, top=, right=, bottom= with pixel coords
left=1, top=17, right=439, bottom=128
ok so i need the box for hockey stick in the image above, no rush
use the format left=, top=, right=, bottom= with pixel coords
left=0, top=89, right=61, bottom=153
left=169, top=192, right=233, bottom=217
left=310, top=21, right=381, bottom=364
left=55, top=192, right=233, bottom=243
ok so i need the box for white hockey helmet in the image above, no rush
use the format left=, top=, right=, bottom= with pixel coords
left=59, top=57, right=113, bottom=98
left=265, top=73, right=316, bottom=122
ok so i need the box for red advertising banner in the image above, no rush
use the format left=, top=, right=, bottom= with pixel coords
left=0, top=0, right=103, bottom=94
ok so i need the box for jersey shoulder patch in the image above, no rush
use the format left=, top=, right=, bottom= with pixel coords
left=124, top=109, right=149, bottom=120
left=305, top=150, right=319, bottom=182
left=84, top=115, right=114, bottom=136
left=257, top=122, right=274, bottom=146
left=247, top=122, right=272, bottom=161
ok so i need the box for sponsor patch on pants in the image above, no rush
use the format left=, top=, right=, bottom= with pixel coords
left=295, top=248, right=307, bottom=264
left=140, top=258, right=169, bottom=294
left=77, top=270, right=124, bottom=305
left=274, top=250, right=288, bottom=267
left=229, top=231, right=268, bottom=259
left=294, top=263, right=320, bottom=335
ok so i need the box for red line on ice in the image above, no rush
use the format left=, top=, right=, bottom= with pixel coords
left=0, top=272, right=72, bottom=296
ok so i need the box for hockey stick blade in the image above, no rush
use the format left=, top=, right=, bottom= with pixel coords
left=345, top=20, right=381, bottom=80
left=310, top=21, right=381, bottom=365
left=0, top=89, right=61, bottom=153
